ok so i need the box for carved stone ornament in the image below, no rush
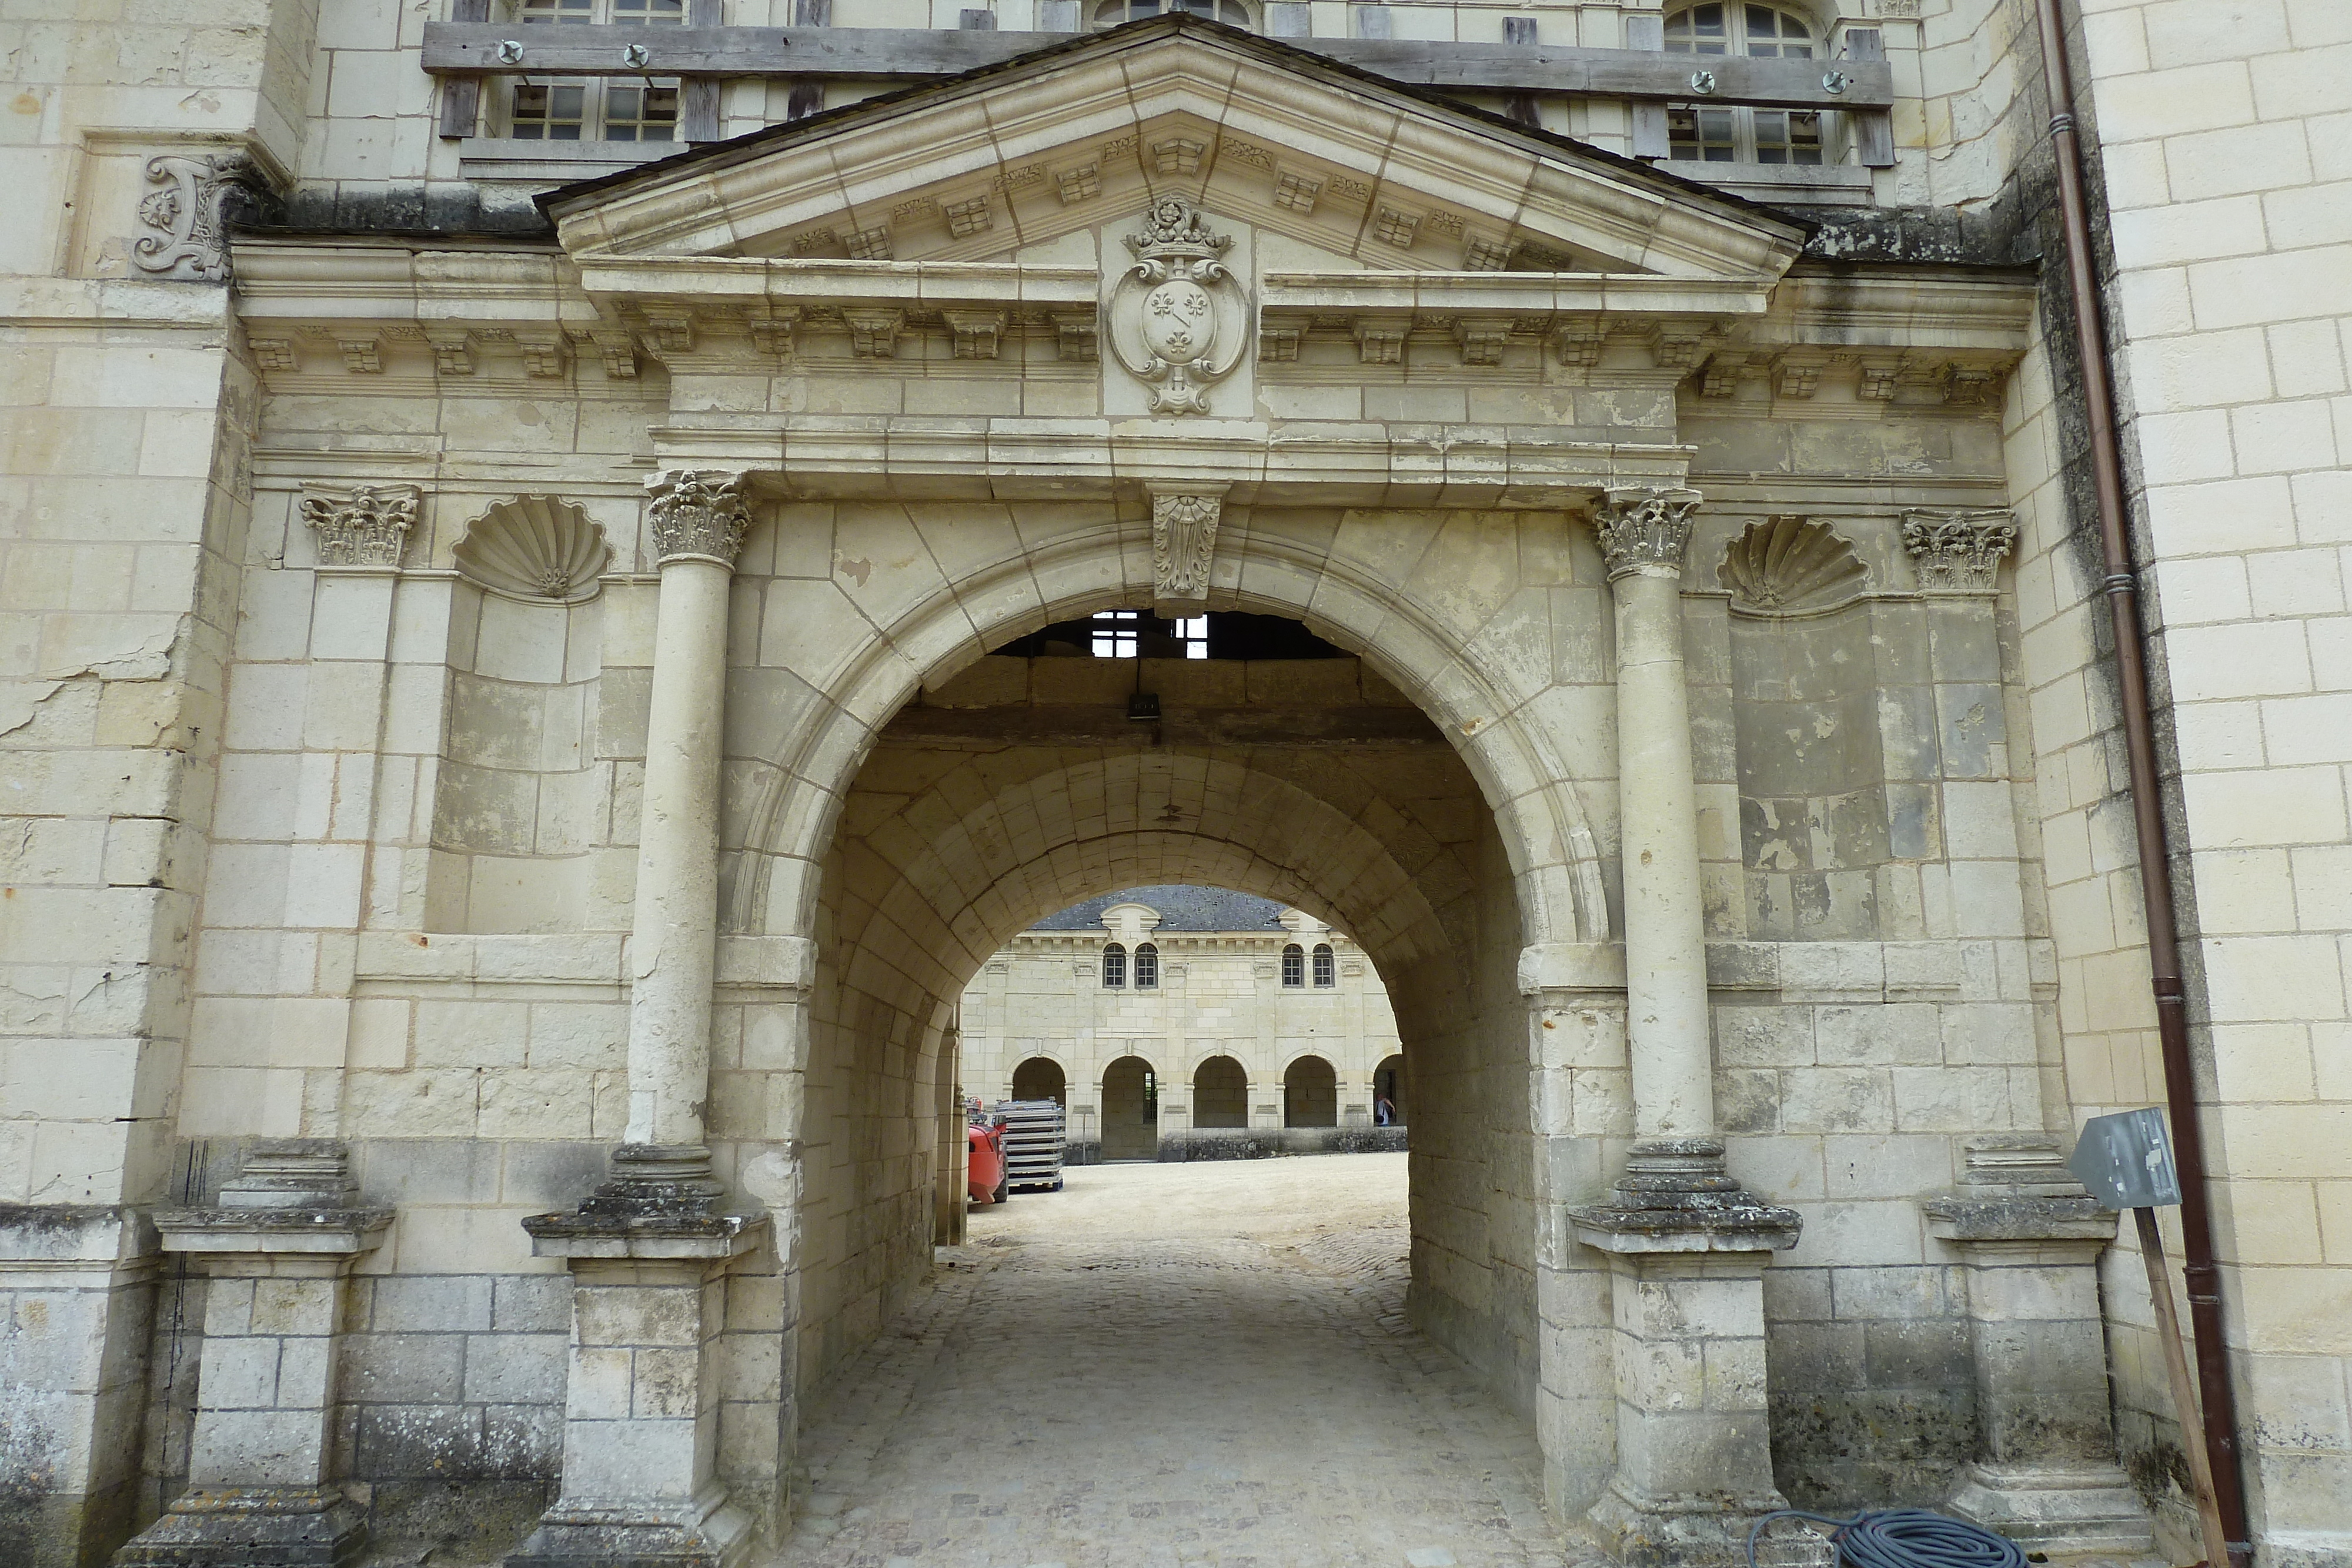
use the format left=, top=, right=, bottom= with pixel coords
left=646, top=469, right=751, bottom=567
left=1593, top=487, right=1703, bottom=581
left=1107, top=199, right=1250, bottom=416
left=300, top=484, right=420, bottom=569
left=1718, top=515, right=1868, bottom=614
left=453, top=496, right=612, bottom=603
left=1902, top=507, right=2018, bottom=592
left=1151, top=490, right=1224, bottom=607
left=132, top=152, right=260, bottom=283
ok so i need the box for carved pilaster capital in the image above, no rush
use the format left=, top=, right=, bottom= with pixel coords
left=1149, top=484, right=1228, bottom=609
left=1901, top=507, right=2017, bottom=592
left=300, top=483, right=419, bottom=568
left=1592, top=486, right=1703, bottom=581
left=646, top=469, right=751, bottom=568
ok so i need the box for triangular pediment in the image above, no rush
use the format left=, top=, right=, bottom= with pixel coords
left=542, top=15, right=1805, bottom=284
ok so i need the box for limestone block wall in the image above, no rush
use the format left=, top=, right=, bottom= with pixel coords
left=2056, top=1, right=2352, bottom=1558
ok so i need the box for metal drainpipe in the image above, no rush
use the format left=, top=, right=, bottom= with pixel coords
left=2029, top=1, right=2250, bottom=1563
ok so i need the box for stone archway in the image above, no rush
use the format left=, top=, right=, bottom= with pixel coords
left=1011, top=1055, right=1066, bottom=1107
left=1099, top=1055, right=1160, bottom=1161
left=1282, top=1055, right=1337, bottom=1128
left=1192, top=1054, right=1248, bottom=1129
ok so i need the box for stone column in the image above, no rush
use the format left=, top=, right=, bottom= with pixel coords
left=1594, top=486, right=1713, bottom=1139
left=115, top=1142, right=390, bottom=1568
left=1923, top=1136, right=2156, bottom=1557
left=627, top=469, right=751, bottom=1160
left=506, top=1151, right=771, bottom=1568
left=1577, top=489, right=1822, bottom=1567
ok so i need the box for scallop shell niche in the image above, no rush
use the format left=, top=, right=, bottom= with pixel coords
left=452, top=496, right=612, bottom=603
left=1716, top=515, right=1867, bottom=614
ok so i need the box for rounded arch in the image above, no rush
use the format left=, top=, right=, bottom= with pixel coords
left=721, top=502, right=1612, bottom=952
left=1010, top=1055, right=1066, bottom=1106
left=1190, top=1053, right=1249, bottom=1129
left=1373, top=1052, right=1406, bottom=1126
left=1282, top=1053, right=1338, bottom=1128
left=1098, top=1052, right=1160, bottom=1161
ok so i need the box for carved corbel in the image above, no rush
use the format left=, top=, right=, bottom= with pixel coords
left=301, top=484, right=420, bottom=569
left=944, top=308, right=1008, bottom=360
left=514, top=332, right=569, bottom=379
left=131, top=151, right=263, bottom=283
left=424, top=328, right=475, bottom=376
left=1771, top=351, right=1828, bottom=400
left=746, top=306, right=801, bottom=359
left=845, top=309, right=904, bottom=359
left=590, top=328, right=640, bottom=380
left=1354, top=320, right=1406, bottom=365
left=337, top=336, right=383, bottom=375
left=1648, top=324, right=1719, bottom=372
left=1901, top=508, right=2017, bottom=593
left=1054, top=313, right=1100, bottom=363
left=1148, top=485, right=1228, bottom=614
left=1258, top=326, right=1301, bottom=363
left=1454, top=317, right=1512, bottom=367
left=1553, top=323, right=1608, bottom=370
left=246, top=336, right=300, bottom=372
left=641, top=310, right=696, bottom=355
left=1698, top=352, right=1751, bottom=398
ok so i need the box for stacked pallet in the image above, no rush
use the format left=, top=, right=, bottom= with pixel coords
left=995, top=1099, right=1066, bottom=1192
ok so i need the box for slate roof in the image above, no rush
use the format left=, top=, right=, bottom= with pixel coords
left=1030, top=885, right=1288, bottom=932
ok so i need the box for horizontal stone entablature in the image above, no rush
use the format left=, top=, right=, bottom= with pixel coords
left=644, top=419, right=1694, bottom=503
left=421, top=21, right=1893, bottom=111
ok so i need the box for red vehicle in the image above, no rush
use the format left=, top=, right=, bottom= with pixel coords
left=967, top=1105, right=1007, bottom=1206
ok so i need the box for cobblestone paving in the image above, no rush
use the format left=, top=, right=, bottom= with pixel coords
left=775, top=1154, right=1596, bottom=1568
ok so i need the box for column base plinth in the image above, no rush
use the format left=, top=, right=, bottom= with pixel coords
left=1947, top=1462, right=2157, bottom=1557
left=1588, top=1483, right=1835, bottom=1568
left=114, top=1487, right=369, bottom=1568
left=505, top=1494, right=754, bottom=1568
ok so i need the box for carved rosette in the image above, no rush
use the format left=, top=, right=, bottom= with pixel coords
left=1150, top=489, right=1225, bottom=608
left=132, top=152, right=260, bottom=283
left=1901, top=508, right=2018, bottom=593
left=1593, top=487, right=1703, bottom=581
left=1107, top=200, right=1250, bottom=417
left=646, top=470, right=751, bottom=567
left=300, top=484, right=420, bottom=569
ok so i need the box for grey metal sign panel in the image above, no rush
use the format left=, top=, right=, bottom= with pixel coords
left=2068, top=1107, right=2183, bottom=1211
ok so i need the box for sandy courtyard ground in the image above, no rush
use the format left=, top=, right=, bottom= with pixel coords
left=770, top=1152, right=1587, bottom=1568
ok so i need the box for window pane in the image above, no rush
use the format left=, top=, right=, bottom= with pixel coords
left=1663, top=3, right=1726, bottom=52
left=612, top=0, right=686, bottom=18
left=513, top=80, right=587, bottom=138
left=1135, top=944, right=1158, bottom=988
left=1788, top=109, right=1822, bottom=165
left=1282, top=944, right=1304, bottom=987
left=605, top=81, right=677, bottom=141
left=1312, top=944, right=1334, bottom=987
left=1102, top=944, right=1126, bottom=987
left=519, top=0, right=593, bottom=21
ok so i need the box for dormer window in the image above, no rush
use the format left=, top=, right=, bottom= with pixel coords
left=1312, top=943, right=1334, bottom=987
left=1134, top=942, right=1159, bottom=989
left=507, top=0, right=683, bottom=143
left=1095, top=0, right=1252, bottom=27
left=1102, top=942, right=1127, bottom=987
left=1281, top=943, right=1305, bottom=988
left=1663, top=4, right=1823, bottom=166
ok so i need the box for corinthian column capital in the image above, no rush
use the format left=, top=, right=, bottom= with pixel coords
left=646, top=469, right=751, bottom=568
left=1592, top=486, right=1703, bottom=581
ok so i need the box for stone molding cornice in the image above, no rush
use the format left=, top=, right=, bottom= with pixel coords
left=1592, top=486, right=1703, bottom=581
left=646, top=469, right=752, bottom=567
left=539, top=23, right=1808, bottom=279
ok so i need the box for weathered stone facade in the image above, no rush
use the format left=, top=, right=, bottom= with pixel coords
left=2, top=2, right=2347, bottom=1567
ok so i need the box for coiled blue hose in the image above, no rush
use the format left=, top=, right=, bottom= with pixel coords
left=1746, top=1508, right=2030, bottom=1568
